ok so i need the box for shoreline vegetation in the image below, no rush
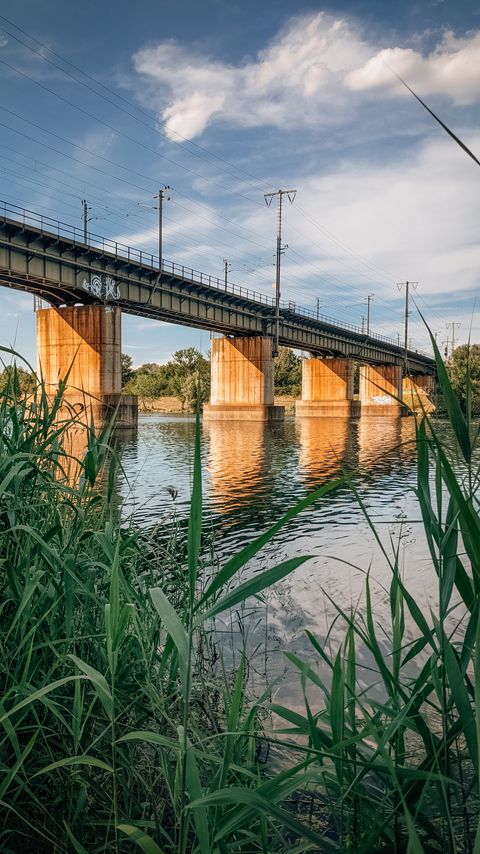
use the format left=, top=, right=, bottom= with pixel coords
left=134, top=394, right=298, bottom=415
left=1, top=336, right=480, bottom=852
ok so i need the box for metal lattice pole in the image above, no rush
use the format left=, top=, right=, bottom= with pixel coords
left=264, top=189, right=297, bottom=356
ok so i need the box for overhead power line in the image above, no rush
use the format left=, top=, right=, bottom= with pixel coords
left=0, top=14, right=268, bottom=190
left=0, top=10, right=432, bottom=316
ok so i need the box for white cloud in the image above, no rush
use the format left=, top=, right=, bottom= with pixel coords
left=133, top=15, right=480, bottom=141
left=225, top=130, right=480, bottom=349
left=314, top=134, right=480, bottom=296
left=346, top=31, right=480, bottom=104
left=133, top=14, right=371, bottom=140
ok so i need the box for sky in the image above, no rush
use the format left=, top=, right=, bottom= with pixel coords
left=0, top=0, right=479, bottom=366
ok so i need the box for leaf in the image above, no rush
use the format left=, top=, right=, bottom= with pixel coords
left=188, top=787, right=337, bottom=851
left=118, top=824, right=167, bottom=854
left=444, top=638, right=478, bottom=775
left=440, top=496, right=459, bottom=616
left=0, top=676, right=85, bottom=724
left=187, top=410, right=202, bottom=602
left=32, top=755, right=113, bottom=777
left=195, top=556, right=310, bottom=625
left=421, top=317, right=471, bottom=463
left=183, top=733, right=211, bottom=854
left=0, top=733, right=37, bottom=799
left=198, top=478, right=342, bottom=608
left=149, top=588, right=188, bottom=687
left=117, top=731, right=180, bottom=751
left=67, top=655, right=113, bottom=718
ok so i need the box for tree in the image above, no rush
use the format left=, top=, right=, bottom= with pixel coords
left=121, top=348, right=211, bottom=410
left=0, top=365, right=36, bottom=396
left=170, top=348, right=210, bottom=411
left=125, top=363, right=175, bottom=399
left=274, top=347, right=302, bottom=396
left=121, top=353, right=134, bottom=387
left=446, top=344, right=480, bottom=415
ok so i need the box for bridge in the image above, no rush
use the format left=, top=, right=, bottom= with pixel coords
left=0, top=200, right=435, bottom=424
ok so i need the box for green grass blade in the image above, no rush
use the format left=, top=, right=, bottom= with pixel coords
left=149, top=587, right=188, bottom=687
left=118, top=824, right=167, bottom=854
left=187, top=409, right=202, bottom=603
left=195, top=556, right=311, bottom=625
left=198, top=478, right=342, bottom=608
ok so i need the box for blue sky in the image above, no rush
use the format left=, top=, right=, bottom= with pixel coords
left=0, top=0, right=479, bottom=366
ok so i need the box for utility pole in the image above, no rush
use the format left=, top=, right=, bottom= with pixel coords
left=361, top=315, right=365, bottom=334
left=155, top=186, right=171, bottom=269
left=81, top=199, right=92, bottom=244
left=397, top=281, right=418, bottom=375
left=316, top=297, right=320, bottom=320
left=366, top=293, right=374, bottom=336
left=139, top=185, right=171, bottom=269
left=223, top=259, right=232, bottom=291
left=443, top=336, right=450, bottom=359
left=264, top=188, right=297, bottom=356
left=447, top=321, right=461, bottom=354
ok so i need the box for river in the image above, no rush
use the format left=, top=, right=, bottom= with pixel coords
left=115, top=413, right=450, bottom=711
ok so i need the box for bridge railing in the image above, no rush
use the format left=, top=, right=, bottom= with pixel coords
left=1, top=199, right=430, bottom=355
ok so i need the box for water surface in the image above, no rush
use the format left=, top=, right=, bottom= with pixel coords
left=116, top=414, right=452, bottom=708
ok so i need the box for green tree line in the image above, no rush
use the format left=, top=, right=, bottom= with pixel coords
left=122, top=348, right=211, bottom=411
left=122, top=345, right=303, bottom=410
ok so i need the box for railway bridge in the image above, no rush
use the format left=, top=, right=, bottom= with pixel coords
left=0, top=201, right=435, bottom=424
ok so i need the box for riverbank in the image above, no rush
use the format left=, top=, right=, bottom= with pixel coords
left=137, top=394, right=298, bottom=414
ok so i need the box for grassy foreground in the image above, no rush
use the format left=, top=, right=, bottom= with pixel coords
left=1, top=337, right=480, bottom=853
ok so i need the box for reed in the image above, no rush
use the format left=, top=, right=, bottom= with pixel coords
left=0, top=338, right=479, bottom=853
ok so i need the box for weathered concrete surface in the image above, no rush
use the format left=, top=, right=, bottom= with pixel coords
left=403, top=375, right=435, bottom=414
left=204, top=335, right=284, bottom=421
left=359, top=364, right=403, bottom=417
left=203, top=403, right=284, bottom=421
left=36, top=305, right=137, bottom=427
left=296, top=358, right=358, bottom=417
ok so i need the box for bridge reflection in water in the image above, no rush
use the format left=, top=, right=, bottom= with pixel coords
left=204, top=420, right=269, bottom=517
left=205, top=414, right=418, bottom=519
left=296, top=417, right=351, bottom=488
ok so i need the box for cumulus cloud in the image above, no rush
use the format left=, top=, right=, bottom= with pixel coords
left=133, top=14, right=371, bottom=139
left=133, top=14, right=480, bottom=140
left=346, top=31, right=480, bottom=104
left=287, top=132, right=480, bottom=298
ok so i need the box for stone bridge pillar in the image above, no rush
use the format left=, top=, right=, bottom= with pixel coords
left=359, top=364, right=403, bottom=417
left=203, top=336, right=284, bottom=421
left=36, top=304, right=137, bottom=427
left=403, top=374, right=435, bottom=414
left=295, top=358, right=359, bottom=417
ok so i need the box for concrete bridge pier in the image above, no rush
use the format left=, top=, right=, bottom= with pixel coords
left=203, top=335, right=284, bottom=421
left=403, top=374, right=435, bottom=414
left=295, top=358, right=360, bottom=417
left=359, top=364, right=403, bottom=417
left=36, top=304, right=137, bottom=428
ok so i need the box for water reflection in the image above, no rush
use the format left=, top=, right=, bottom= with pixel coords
left=357, top=416, right=403, bottom=469
left=296, top=416, right=350, bottom=486
left=205, top=420, right=267, bottom=514
left=116, top=413, right=450, bottom=707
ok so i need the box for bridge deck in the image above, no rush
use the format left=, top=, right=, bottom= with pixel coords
left=0, top=201, right=435, bottom=374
